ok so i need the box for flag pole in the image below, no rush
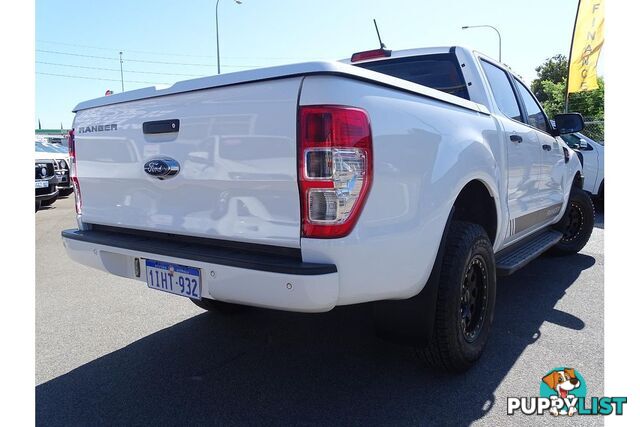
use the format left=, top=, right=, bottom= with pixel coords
left=565, top=0, right=582, bottom=113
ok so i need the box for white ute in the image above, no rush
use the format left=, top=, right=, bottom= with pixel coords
left=62, top=46, right=594, bottom=372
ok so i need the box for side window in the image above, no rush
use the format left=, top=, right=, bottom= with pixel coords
left=560, top=134, right=581, bottom=149
left=480, top=60, right=522, bottom=122
left=514, top=80, right=550, bottom=133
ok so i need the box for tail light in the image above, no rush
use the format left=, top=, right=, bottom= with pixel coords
left=68, top=129, right=82, bottom=214
left=298, top=105, right=373, bottom=238
left=350, top=48, right=392, bottom=62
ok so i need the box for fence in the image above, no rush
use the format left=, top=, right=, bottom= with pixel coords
left=581, top=119, right=604, bottom=142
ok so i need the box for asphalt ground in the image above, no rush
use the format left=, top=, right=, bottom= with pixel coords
left=36, top=196, right=605, bottom=426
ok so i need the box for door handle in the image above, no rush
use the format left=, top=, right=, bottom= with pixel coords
left=542, top=144, right=552, bottom=151
left=510, top=134, right=523, bottom=143
left=143, top=119, right=180, bottom=134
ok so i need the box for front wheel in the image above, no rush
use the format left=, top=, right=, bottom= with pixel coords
left=417, top=221, right=497, bottom=373
left=549, top=188, right=594, bottom=255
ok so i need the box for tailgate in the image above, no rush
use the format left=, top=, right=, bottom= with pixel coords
left=73, top=77, right=303, bottom=248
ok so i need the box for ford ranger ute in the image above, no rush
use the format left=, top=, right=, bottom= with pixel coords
left=61, top=46, right=593, bottom=372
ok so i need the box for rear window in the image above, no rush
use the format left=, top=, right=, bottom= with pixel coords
left=356, top=53, right=469, bottom=100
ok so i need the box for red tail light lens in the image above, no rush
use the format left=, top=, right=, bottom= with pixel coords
left=350, top=49, right=392, bottom=63
left=298, top=106, right=373, bottom=238
left=68, top=129, right=82, bottom=214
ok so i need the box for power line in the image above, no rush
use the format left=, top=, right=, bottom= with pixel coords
left=37, top=40, right=217, bottom=58
left=37, top=48, right=262, bottom=68
left=36, top=39, right=125, bottom=53
left=36, top=39, right=319, bottom=61
left=36, top=71, right=168, bottom=85
left=36, top=61, right=206, bottom=77
left=36, top=49, right=120, bottom=61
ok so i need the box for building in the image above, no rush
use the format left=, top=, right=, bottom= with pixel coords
left=36, top=128, right=71, bottom=145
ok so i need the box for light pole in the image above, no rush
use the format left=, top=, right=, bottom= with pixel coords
left=119, top=51, right=124, bottom=92
left=216, top=0, right=242, bottom=74
left=462, top=25, right=502, bottom=62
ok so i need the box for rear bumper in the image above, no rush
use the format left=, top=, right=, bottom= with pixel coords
left=36, top=186, right=58, bottom=201
left=61, top=228, right=339, bottom=312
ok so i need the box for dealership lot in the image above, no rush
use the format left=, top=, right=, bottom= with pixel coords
left=36, top=196, right=604, bottom=426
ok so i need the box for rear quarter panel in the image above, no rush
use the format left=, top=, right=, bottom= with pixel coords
left=299, top=76, right=505, bottom=304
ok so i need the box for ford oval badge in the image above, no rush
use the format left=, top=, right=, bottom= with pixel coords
left=144, top=158, right=180, bottom=180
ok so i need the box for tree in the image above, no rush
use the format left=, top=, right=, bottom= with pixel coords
left=530, top=54, right=604, bottom=120
left=538, top=79, right=566, bottom=118
left=531, top=54, right=568, bottom=103
left=569, top=77, right=604, bottom=119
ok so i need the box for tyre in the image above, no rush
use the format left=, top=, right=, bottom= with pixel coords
left=59, top=188, right=74, bottom=197
left=417, top=221, right=497, bottom=373
left=190, top=298, right=246, bottom=314
left=596, top=181, right=604, bottom=209
left=598, top=180, right=604, bottom=199
left=41, top=196, right=57, bottom=207
left=35, top=200, right=41, bottom=211
left=549, top=188, right=594, bottom=255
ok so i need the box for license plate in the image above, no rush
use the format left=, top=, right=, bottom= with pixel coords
left=145, top=259, right=201, bottom=300
left=35, top=180, right=48, bottom=189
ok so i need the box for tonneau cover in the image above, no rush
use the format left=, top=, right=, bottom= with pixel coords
left=73, top=61, right=489, bottom=115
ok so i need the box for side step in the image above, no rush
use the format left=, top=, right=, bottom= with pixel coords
left=495, top=229, right=563, bottom=276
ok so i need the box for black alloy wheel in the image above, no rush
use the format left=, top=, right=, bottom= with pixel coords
left=550, top=188, right=594, bottom=255
left=460, top=255, right=489, bottom=343
left=561, top=201, right=585, bottom=243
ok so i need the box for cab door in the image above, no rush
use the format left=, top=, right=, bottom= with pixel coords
left=479, top=59, right=543, bottom=242
left=512, top=78, right=565, bottom=217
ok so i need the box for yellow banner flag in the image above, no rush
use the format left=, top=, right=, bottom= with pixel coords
left=568, top=0, right=605, bottom=93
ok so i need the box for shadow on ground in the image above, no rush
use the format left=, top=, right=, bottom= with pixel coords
left=36, top=251, right=595, bottom=426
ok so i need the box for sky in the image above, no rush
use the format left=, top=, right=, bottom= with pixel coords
left=35, top=0, right=596, bottom=129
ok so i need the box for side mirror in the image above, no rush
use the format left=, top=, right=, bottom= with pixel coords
left=579, top=138, right=588, bottom=149
left=553, top=113, right=584, bottom=135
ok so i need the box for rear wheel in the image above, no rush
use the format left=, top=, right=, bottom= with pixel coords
left=417, top=221, right=496, bottom=373
left=549, top=188, right=594, bottom=255
left=190, top=298, right=246, bottom=314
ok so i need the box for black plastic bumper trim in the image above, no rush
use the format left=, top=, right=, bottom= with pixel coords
left=61, top=228, right=337, bottom=276
left=36, top=189, right=58, bottom=201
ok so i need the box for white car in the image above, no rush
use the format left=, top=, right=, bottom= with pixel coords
left=61, top=46, right=593, bottom=372
left=35, top=141, right=73, bottom=197
left=560, top=132, right=604, bottom=201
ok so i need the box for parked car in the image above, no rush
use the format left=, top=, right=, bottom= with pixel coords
left=61, top=46, right=593, bottom=372
left=35, top=141, right=73, bottom=196
left=35, top=159, right=58, bottom=211
left=560, top=132, right=604, bottom=201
